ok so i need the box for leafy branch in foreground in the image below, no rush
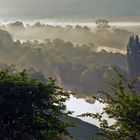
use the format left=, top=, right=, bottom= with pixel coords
left=80, top=67, right=140, bottom=140
left=0, top=70, right=72, bottom=140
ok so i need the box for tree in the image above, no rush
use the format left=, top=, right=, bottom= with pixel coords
left=0, top=70, right=71, bottom=140
left=81, top=68, right=140, bottom=140
left=96, top=19, right=110, bottom=31
left=7, top=21, right=25, bottom=30
left=0, top=30, right=13, bottom=47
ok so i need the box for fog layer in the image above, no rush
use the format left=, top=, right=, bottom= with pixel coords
left=1, top=0, right=140, bottom=20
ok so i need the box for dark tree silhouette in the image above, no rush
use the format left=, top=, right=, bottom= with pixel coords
left=127, top=35, right=140, bottom=78
left=0, top=70, right=71, bottom=140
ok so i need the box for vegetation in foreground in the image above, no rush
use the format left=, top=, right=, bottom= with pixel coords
left=0, top=67, right=140, bottom=140
left=0, top=58, right=139, bottom=140
left=0, top=70, right=72, bottom=140
left=81, top=68, right=140, bottom=140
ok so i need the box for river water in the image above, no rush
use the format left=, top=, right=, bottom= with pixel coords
left=65, top=95, right=115, bottom=127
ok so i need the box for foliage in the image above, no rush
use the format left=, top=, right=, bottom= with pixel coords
left=0, top=20, right=133, bottom=48
left=127, top=35, right=140, bottom=78
left=0, top=29, right=127, bottom=97
left=96, top=19, right=110, bottom=31
left=0, top=70, right=72, bottom=140
left=81, top=68, right=140, bottom=140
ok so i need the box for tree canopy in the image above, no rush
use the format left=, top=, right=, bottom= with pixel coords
left=0, top=70, right=71, bottom=140
left=96, top=19, right=110, bottom=31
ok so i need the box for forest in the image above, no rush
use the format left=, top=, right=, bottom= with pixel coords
left=0, top=20, right=133, bottom=49
left=0, top=19, right=139, bottom=140
left=0, top=20, right=130, bottom=99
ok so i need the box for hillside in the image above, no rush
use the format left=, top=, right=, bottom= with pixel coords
left=64, top=116, right=100, bottom=140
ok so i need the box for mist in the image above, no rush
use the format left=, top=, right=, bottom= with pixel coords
left=0, top=21, right=135, bottom=50
left=0, top=24, right=128, bottom=99
left=1, top=0, right=140, bottom=20
left=0, top=1, right=140, bottom=139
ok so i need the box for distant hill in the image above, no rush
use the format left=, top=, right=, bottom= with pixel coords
left=64, top=116, right=101, bottom=140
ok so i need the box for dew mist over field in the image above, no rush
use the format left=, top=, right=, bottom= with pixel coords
left=0, top=0, right=140, bottom=139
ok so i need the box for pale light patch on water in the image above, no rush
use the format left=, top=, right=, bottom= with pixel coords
left=65, top=95, right=115, bottom=127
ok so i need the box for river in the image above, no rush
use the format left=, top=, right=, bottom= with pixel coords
left=65, top=95, right=115, bottom=127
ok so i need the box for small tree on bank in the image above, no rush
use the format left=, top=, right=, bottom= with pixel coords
left=0, top=70, right=71, bottom=140
left=81, top=68, right=140, bottom=140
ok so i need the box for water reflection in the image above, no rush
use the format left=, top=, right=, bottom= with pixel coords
left=66, top=95, right=115, bottom=127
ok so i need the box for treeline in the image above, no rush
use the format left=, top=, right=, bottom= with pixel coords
left=0, top=29, right=127, bottom=97
left=0, top=20, right=133, bottom=48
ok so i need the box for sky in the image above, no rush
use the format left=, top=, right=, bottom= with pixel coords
left=0, top=0, right=140, bottom=21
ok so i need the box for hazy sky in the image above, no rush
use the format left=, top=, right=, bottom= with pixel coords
left=0, top=0, right=140, bottom=20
